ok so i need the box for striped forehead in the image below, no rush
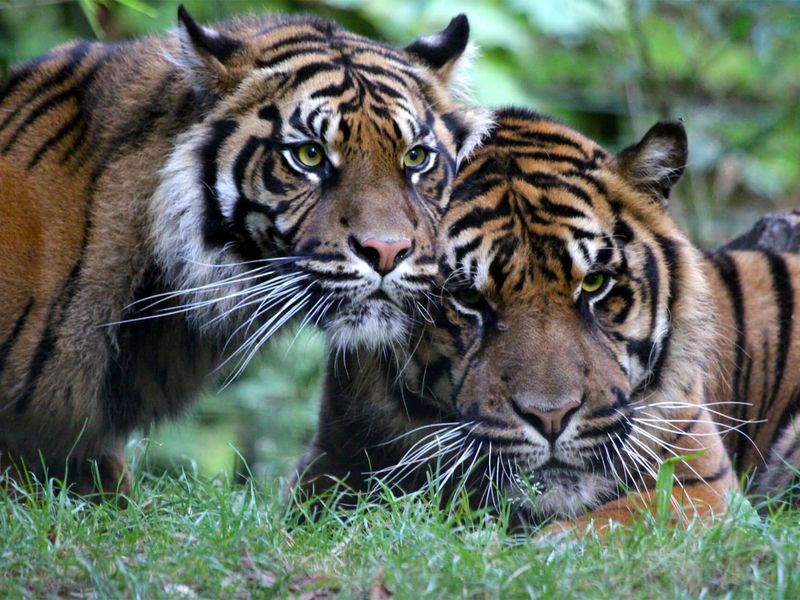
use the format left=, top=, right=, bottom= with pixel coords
left=283, top=98, right=433, bottom=146
left=446, top=121, right=618, bottom=292
left=461, top=194, right=612, bottom=294
left=253, top=23, right=424, bottom=108
left=253, top=27, right=435, bottom=154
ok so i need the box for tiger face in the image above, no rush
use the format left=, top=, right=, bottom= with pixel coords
left=421, top=109, right=730, bottom=522
left=153, top=10, right=490, bottom=353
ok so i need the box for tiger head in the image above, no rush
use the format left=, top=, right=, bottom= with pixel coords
left=422, top=108, right=723, bottom=521
left=152, top=8, right=490, bottom=352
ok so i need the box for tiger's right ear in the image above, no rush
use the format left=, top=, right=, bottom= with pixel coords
left=405, top=15, right=471, bottom=85
left=177, top=5, right=245, bottom=94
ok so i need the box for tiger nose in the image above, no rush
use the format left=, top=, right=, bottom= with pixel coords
left=512, top=397, right=582, bottom=442
left=349, top=237, right=412, bottom=275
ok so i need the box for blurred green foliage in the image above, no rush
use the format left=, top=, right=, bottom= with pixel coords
left=1, top=0, right=798, bottom=480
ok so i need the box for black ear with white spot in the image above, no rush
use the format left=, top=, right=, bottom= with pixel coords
left=405, top=15, right=470, bottom=82
left=616, top=120, right=688, bottom=205
left=177, top=5, right=243, bottom=93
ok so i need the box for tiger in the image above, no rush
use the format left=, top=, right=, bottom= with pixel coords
left=0, top=7, right=491, bottom=498
left=296, top=107, right=800, bottom=531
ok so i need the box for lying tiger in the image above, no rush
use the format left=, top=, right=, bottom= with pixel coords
left=297, top=108, right=800, bottom=530
left=0, top=8, right=490, bottom=496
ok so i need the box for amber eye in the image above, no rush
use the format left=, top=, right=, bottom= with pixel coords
left=293, top=143, right=325, bottom=167
left=403, top=146, right=428, bottom=169
left=581, top=272, right=606, bottom=294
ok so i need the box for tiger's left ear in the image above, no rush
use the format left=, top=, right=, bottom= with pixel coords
left=615, top=120, right=688, bottom=205
left=177, top=5, right=246, bottom=94
left=406, top=15, right=493, bottom=164
left=405, top=15, right=471, bottom=84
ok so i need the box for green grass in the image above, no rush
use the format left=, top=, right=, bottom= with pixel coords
left=2, top=471, right=799, bottom=599
left=2, top=328, right=800, bottom=598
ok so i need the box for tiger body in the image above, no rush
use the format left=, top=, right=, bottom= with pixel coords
left=0, top=10, right=489, bottom=493
left=705, top=249, right=800, bottom=500
left=299, top=108, right=800, bottom=529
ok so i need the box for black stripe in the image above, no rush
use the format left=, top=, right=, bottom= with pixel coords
left=539, top=195, right=587, bottom=220
left=291, top=62, right=343, bottom=88
left=710, top=251, right=749, bottom=467
left=0, top=43, right=90, bottom=134
left=255, top=46, right=328, bottom=69
left=448, top=192, right=511, bottom=238
left=0, top=300, right=34, bottom=375
left=763, top=251, right=794, bottom=415
left=15, top=262, right=82, bottom=413
left=642, top=242, right=660, bottom=338
left=452, top=235, right=482, bottom=265
left=510, top=150, right=596, bottom=170
left=199, top=119, right=239, bottom=248
left=2, top=57, right=107, bottom=156
left=27, top=109, right=83, bottom=169
left=1, top=55, right=49, bottom=100
left=257, top=33, right=328, bottom=55
left=519, top=172, right=594, bottom=206
left=350, top=62, right=416, bottom=86
left=679, top=461, right=730, bottom=486
left=648, top=235, right=679, bottom=387
left=58, top=117, right=89, bottom=166
left=493, top=130, right=589, bottom=157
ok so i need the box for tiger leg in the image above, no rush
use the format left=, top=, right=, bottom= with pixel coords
left=0, top=443, right=130, bottom=505
left=289, top=442, right=368, bottom=505
left=548, top=448, right=736, bottom=535
left=71, top=445, right=131, bottom=504
left=0, top=445, right=26, bottom=499
left=547, top=481, right=730, bottom=536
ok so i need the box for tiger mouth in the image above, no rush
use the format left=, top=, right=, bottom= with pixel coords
left=535, top=458, right=587, bottom=472
left=369, top=289, right=392, bottom=303
left=329, top=286, right=416, bottom=312
left=321, top=290, right=416, bottom=351
left=530, top=466, right=586, bottom=486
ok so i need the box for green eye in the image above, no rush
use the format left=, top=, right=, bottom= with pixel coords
left=403, top=146, right=428, bottom=169
left=581, top=273, right=606, bottom=294
left=293, top=143, right=325, bottom=167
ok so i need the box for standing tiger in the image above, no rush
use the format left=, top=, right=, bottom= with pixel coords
left=0, top=7, right=490, bottom=496
left=297, top=108, right=800, bottom=530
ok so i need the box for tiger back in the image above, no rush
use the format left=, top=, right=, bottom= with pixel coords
left=0, top=8, right=490, bottom=495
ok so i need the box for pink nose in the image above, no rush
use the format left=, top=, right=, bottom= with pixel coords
left=513, top=398, right=582, bottom=442
left=351, top=237, right=412, bottom=274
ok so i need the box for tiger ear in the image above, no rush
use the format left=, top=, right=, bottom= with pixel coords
left=615, top=120, right=688, bottom=205
left=405, top=15, right=471, bottom=84
left=177, top=5, right=244, bottom=94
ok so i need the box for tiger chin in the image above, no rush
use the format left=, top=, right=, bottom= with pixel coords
left=296, top=109, right=750, bottom=532
left=0, top=7, right=492, bottom=498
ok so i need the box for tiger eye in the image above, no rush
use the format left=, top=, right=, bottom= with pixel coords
left=294, top=143, right=325, bottom=167
left=403, top=146, right=427, bottom=169
left=581, top=273, right=606, bottom=294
